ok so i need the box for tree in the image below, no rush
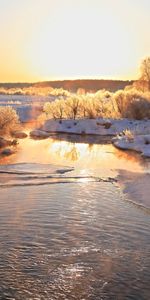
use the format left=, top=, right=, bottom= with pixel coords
left=138, top=57, right=150, bottom=91
left=44, top=99, right=65, bottom=120
left=66, top=96, right=80, bottom=120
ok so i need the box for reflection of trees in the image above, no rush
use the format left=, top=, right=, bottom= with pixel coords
left=64, top=145, right=79, bottom=161
left=53, top=142, right=79, bottom=162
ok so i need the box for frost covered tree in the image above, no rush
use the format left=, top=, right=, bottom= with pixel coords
left=44, top=99, right=66, bottom=119
left=66, top=96, right=80, bottom=119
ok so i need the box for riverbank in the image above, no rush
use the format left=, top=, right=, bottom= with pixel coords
left=41, top=118, right=150, bottom=136
left=29, top=118, right=150, bottom=158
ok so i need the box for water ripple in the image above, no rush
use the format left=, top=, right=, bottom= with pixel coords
left=0, top=164, right=150, bottom=299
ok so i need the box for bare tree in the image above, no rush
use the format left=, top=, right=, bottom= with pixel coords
left=138, top=57, right=150, bottom=91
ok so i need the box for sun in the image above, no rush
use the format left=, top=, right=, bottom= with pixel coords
left=26, top=1, right=138, bottom=80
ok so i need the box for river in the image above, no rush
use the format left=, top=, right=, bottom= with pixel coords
left=0, top=135, right=150, bottom=299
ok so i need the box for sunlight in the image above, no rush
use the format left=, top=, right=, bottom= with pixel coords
left=27, top=2, right=134, bottom=80
left=0, top=2, right=150, bottom=299
left=0, top=0, right=149, bottom=81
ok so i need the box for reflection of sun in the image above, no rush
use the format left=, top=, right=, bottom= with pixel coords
left=8, top=137, right=144, bottom=176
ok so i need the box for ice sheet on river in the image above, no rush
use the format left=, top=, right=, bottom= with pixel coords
left=117, top=169, right=150, bottom=209
left=0, top=163, right=116, bottom=187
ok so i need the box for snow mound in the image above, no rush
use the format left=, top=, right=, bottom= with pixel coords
left=30, top=130, right=50, bottom=139
left=113, top=134, right=150, bottom=158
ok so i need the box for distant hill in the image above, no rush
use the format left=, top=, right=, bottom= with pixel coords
left=0, top=79, right=134, bottom=92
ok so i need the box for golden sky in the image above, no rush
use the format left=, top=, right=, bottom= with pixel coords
left=0, top=0, right=150, bottom=82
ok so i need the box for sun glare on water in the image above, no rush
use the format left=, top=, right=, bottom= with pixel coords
left=1, top=136, right=143, bottom=178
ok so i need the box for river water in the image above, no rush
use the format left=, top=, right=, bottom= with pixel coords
left=0, top=135, right=150, bottom=300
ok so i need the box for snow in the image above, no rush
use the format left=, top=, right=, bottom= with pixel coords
left=113, top=134, right=150, bottom=158
left=0, top=94, right=54, bottom=122
left=31, top=118, right=150, bottom=158
left=30, top=130, right=51, bottom=139
left=42, top=118, right=138, bottom=136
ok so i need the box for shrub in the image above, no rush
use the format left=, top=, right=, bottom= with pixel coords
left=113, top=89, right=150, bottom=119
left=0, top=106, right=20, bottom=135
left=44, top=99, right=66, bottom=119
left=65, top=96, right=80, bottom=119
left=42, top=89, right=150, bottom=121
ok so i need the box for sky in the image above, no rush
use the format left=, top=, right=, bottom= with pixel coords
left=0, top=0, right=150, bottom=82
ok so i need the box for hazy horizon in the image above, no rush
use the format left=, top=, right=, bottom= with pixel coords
left=0, top=77, right=135, bottom=84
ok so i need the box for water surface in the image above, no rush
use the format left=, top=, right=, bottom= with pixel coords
left=0, top=136, right=150, bottom=300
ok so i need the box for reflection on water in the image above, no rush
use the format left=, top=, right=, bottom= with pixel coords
left=0, top=135, right=150, bottom=299
left=0, top=135, right=149, bottom=178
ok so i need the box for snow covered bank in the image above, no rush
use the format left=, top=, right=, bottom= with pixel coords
left=41, top=118, right=149, bottom=136
left=42, top=118, right=115, bottom=135
left=113, top=135, right=150, bottom=157
left=113, top=122, right=150, bottom=158
left=117, top=170, right=150, bottom=209
left=30, top=118, right=150, bottom=158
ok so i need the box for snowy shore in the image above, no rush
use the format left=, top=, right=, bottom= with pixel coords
left=30, top=118, right=150, bottom=158
left=41, top=118, right=135, bottom=136
left=112, top=121, right=150, bottom=158
left=113, top=134, right=150, bottom=158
